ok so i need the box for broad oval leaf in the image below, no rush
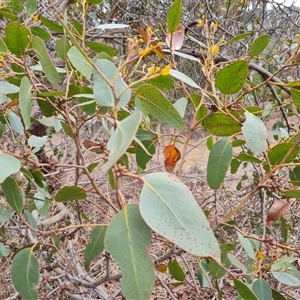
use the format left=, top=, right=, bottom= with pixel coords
left=55, top=186, right=87, bottom=202
left=32, top=36, right=59, bottom=86
left=93, top=59, right=131, bottom=108
left=0, top=153, right=21, bottom=183
left=248, top=35, right=270, bottom=57
left=67, top=46, right=93, bottom=78
left=216, top=60, right=248, bottom=94
left=166, top=0, right=182, bottom=33
left=268, top=143, right=299, bottom=165
left=207, top=137, right=233, bottom=189
left=242, top=111, right=267, bottom=155
left=5, top=23, right=30, bottom=56
left=103, top=112, right=142, bottom=172
left=135, top=84, right=185, bottom=129
left=11, top=248, right=39, bottom=300
left=208, top=253, right=231, bottom=279
left=104, top=204, right=154, bottom=300
left=30, top=26, right=51, bottom=40
left=140, top=172, right=220, bottom=260
left=19, top=76, right=32, bottom=130
left=84, top=226, right=107, bottom=272
left=252, top=278, right=272, bottom=300
left=202, top=113, right=241, bottom=136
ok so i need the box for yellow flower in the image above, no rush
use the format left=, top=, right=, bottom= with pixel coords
left=33, top=14, right=39, bottom=21
left=161, top=64, right=171, bottom=76
left=257, top=250, right=264, bottom=260
left=210, top=44, right=219, bottom=56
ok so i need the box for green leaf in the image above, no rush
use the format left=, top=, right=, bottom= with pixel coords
left=30, top=26, right=51, bottom=40
left=0, top=153, right=21, bottom=183
left=0, top=207, right=13, bottom=222
left=242, top=111, right=267, bottom=155
left=136, top=84, right=184, bottom=129
left=87, top=0, right=103, bottom=4
left=11, top=248, right=39, bottom=300
left=103, top=112, right=142, bottom=172
left=145, top=74, right=174, bottom=90
left=7, top=0, right=23, bottom=13
left=173, top=97, right=187, bottom=118
left=202, top=112, right=241, bottom=136
left=32, top=36, right=59, bottom=86
left=236, top=153, right=262, bottom=163
left=0, top=37, right=8, bottom=52
left=104, top=204, right=154, bottom=300
left=289, top=166, right=300, bottom=187
left=248, top=35, right=269, bottom=57
left=0, top=242, right=9, bottom=257
left=271, top=289, right=288, bottom=300
left=166, top=0, right=182, bottom=33
left=19, top=76, right=32, bottom=130
left=170, top=69, right=200, bottom=88
left=267, top=143, right=299, bottom=165
left=234, top=278, right=259, bottom=300
left=227, top=32, right=253, bottom=44
left=282, top=189, right=300, bottom=198
left=197, top=262, right=212, bottom=288
left=272, top=269, right=300, bottom=286
left=216, top=60, right=248, bottom=94
left=86, top=41, right=116, bottom=56
left=84, top=226, right=107, bottom=272
left=24, top=210, right=37, bottom=238
left=0, top=7, right=18, bottom=21
left=252, top=278, right=272, bottom=300
left=41, top=17, right=64, bottom=33
left=1, top=177, right=24, bottom=213
left=56, top=37, right=71, bottom=60
left=237, top=232, right=255, bottom=259
left=0, top=81, right=19, bottom=95
left=227, top=253, right=247, bottom=272
left=67, top=46, right=93, bottom=78
left=168, top=260, right=185, bottom=281
left=140, top=172, right=220, bottom=259
left=60, top=122, right=74, bottom=138
left=55, top=186, right=87, bottom=202
left=93, top=59, right=131, bottom=108
left=8, top=110, right=24, bottom=134
left=207, top=137, right=232, bottom=189
left=290, top=88, right=300, bottom=112
left=5, top=23, right=30, bottom=56
left=208, top=253, right=231, bottom=279
left=136, top=140, right=155, bottom=170
left=26, top=0, right=37, bottom=15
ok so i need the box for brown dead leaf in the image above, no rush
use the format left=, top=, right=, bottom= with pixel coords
left=266, top=200, right=291, bottom=227
left=163, top=144, right=181, bottom=173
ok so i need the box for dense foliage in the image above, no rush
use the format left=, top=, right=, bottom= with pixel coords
left=1, top=0, right=300, bottom=299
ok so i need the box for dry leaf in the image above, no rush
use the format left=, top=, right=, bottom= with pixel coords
left=166, top=23, right=185, bottom=51
left=163, top=144, right=181, bottom=173
left=266, top=200, right=291, bottom=227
